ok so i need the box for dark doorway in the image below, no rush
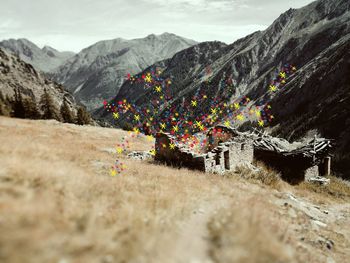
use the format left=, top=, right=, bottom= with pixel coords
left=224, top=151, right=230, bottom=170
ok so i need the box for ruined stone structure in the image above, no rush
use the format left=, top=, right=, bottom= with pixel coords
left=155, top=125, right=332, bottom=183
left=155, top=127, right=254, bottom=174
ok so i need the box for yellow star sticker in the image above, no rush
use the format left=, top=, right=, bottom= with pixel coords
left=234, top=103, right=240, bottom=110
left=224, top=120, right=230, bottom=127
left=155, top=85, right=162, bottom=92
left=210, top=108, right=217, bottom=114
left=116, top=147, right=123, bottom=154
left=191, top=100, right=197, bottom=107
left=279, top=71, right=286, bottom=78
left=160, top=123, right=166, bottom=130
left=110, top=169, right=117, bottom=177
left=134, top=114, right=140, bottom=121
left=172, top=125, right=179, bottom=132
left=198, top=123, right=205, bottom=131
left=255, top=110, right=261, bottom=118
left=236, top=114, right=244, bottom=121
left=258, top=120, right=264, bottom=127
left=169, top=143, right=175, bottom=150
left=145, top=74, right=152, bottom=83
left=113, top=112, right=119, bottom=119
left=269, top=85, right=277, bottom=92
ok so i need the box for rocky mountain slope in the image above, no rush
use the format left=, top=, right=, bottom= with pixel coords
left=0, top=38, right=74, bottom=72
left=95, top=0, right=350, bottom=178
left=51, top=33, right=197, bottom=110
left=0, top=48, right=80, bottom=116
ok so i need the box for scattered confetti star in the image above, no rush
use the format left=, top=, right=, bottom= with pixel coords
left=116, top=147, right=123, bottom=154
left=150, top=149, right=156, bottom=155
left=110, top=169, right=117, bottom=177
left=236, top=114, right=244, bottom=121
left=191, top=100, right=197, bottom=107
left=255, top=110, right=261, bottom=118
left=258, top=120, right=264, bottom=127
left=113, top=112, right=119, bottom=119
left=160, top=123, right=166, bottom=130
left=269, top=85, right=277, bottom=92
left=146, top=135, right=154, bottom=141
left=234, top=103, right=240, bottom=110
left=134, top=114, right=140, bottom=121
left=172, top=125, right=179, bottom=132
left=155, top=85, right=162, bottom=92
left=279, top=71, right=286, bottom=78
left=169, top=143, right=175, bottom=150
left=224, top=120, right=231, bottom=127
left=210, top=108, right=217, bottom=114
left=145, top=74, right=152, bottom=83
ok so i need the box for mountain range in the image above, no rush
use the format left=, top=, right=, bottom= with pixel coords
left=0, top=34, right=197, bottom=111
left=50, top=33, right=197, bottom=110
left=0, top=38, right=75, bottom=72
left=94, top=0, right=350, bottom=178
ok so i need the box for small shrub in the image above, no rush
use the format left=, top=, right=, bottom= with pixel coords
left=233, top=163, right=282, bottom=190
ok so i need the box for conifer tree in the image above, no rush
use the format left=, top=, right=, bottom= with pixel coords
left=76, top=106, right=91, bottom=125
left=12, top=88, right=25, bottom=118
left=60, top=99, right=75, bottom=123
left=0, top=91, right=12, bottom=116
left=39, top=89, right=60, bottom=121
left=23, top=96, right=40, bottom=119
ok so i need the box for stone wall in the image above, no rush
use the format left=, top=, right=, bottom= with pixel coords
left=155, top=132, right=254, bottom=175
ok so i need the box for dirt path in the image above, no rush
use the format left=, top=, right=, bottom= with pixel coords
left=154, top=196, right=229, bottom=263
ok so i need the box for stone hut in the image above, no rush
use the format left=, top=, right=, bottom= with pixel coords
left=253, top=134, right=332, bottom=184
left=155, top=126, right=254, bottom=174
left=154, top=125, right=332, bottom=183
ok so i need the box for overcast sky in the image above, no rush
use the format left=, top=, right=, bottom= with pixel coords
left=0, top=0, right=315, bottom=52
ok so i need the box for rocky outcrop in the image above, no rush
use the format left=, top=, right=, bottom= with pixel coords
left=0, top=48, right=80, bottom=116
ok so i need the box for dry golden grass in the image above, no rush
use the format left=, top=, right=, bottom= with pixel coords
left=0, top=116, right=349, bottom=263
left=0, top=117, right=221, bottom=263
left=230, top=162, right=284, bottom=190
left=297, top=175, right=350, bottom=202
left=207, top=198, right=295, bottom=263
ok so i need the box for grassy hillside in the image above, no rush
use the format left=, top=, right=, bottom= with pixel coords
left=0, top=116, right=349, bottom=263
